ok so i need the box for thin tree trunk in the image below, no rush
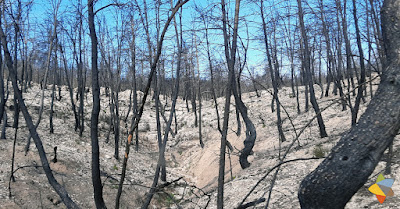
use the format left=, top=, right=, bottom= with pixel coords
left=115, top=1, right=190, bottom=208
left=154, top=70, right=165, bottom=183
left=351, top=0, right=367, bottom=126
left=369, top=0, right=385, bottom=71
left=297, top=0, right=328, bottom=138
left=49, top=33, right=58, bottom=134
left=0, top=14, right=80, bottom=209
left=260, top=1, right=285, bottom=142
left=338, top=0, right=356, bottom=96
left=25, top=11, right=56, bottom=154
left=88, top=0, right=106, bottom=208
left=366, top=0, right=374, bottom=99
left=203, top=17, right=222, bottom=134
left=59, top=42, right=79, bottom=132
left=195, top=36, right=204, bottom=148
left=1, top=109, right=7, bottom=139
left=0, top=33, right=5, bottom=124
left=142, top=6, right=183, bottom=208
left=49, top=72, right=56, bottom=134
left=218, top=0, right=240, bottom=207
left=12, top=2, right=20, bottom=129
left=191, top=63, right=198, bottom=127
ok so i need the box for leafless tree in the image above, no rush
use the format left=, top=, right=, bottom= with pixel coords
left=297, top=0, right=328, bottom=138
left=88, top=0, right=106, bottom=207
left=115, top=1, right=190, bottom=208
left=0, top=3, right=80, bottom=208
left=298, top=1, right=400, bottom=207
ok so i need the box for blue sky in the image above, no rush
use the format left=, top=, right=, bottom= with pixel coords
left=24, top=0, right=377, bottom=80
left=26, top=0, right=270, bottom=78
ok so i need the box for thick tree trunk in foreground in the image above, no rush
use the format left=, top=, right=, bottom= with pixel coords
left=298, top=0, right=400, bottom=208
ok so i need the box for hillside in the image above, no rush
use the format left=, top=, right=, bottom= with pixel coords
left=0, top=79, right=399, bottom=209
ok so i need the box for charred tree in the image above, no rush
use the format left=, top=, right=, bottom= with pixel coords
left=351, top=0, right=367, bottom=126
left=88, top=0, right=107, bottom=208
left=218, top=0, right=241, bottom=207
left=260, top=0, right=285, bottom=142
left=0, top=8, right=80, bottom=209
left=297, top=0, right=328, bottom=138
left=298, top=0, right=400, bottom=207
left=115, top=1, right=190, bottom=207
left=59, top=41, right=79, bottom=132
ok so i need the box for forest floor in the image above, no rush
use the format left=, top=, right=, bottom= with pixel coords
left=0, top=77, right=399, bottom=209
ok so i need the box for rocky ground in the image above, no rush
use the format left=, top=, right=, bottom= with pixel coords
left=0, top=76, right=399, bottom=209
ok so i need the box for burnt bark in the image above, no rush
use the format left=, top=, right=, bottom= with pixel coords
left=260, top=0, right=285, bottom=142
left=88, top=0, right=106, bottom=208
left=59, top=42, right=79, bottom=132
left=217, top=0, right=240, bottom=207
left=141, top=5, right=183, bottom=208
left=351, top=0, right=367, bottom=127
left=297, top=0, right=328, bottom=138
left=0, top=34, right=4, bottom=125
left=298, top=0, right=400, bottom=208
left=0, top=10, right=80, bottom=209
left=203, top=16, right=222, bottom=134
left=115, top=1, right=190, bottom=208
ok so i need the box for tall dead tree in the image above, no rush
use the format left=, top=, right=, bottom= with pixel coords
left=282, top=7, right=301, bottom=114
left=202, top=15, right=222, bottom=133
left=298, top=0, right=400, bottom=207
left=260, top=0, right=286, bottom=142
left=88, top=0, right=106, bottom=208
left=351, top=0, right=367, bottom=126
left=24, top=1, right=59, bottom=154
left=195, top=34, right=204, bottom=147
left=11, top=0, right=22, bottom=130
left=141, top=4, right=184, bottom=207
left=49, top=11, right=60, bottom=134
left=318, top=0, right=346, bottom=111
left=115, top=1, right=190, bottom=208
left=297, top=0, right=328, bottom=138
left=225, top=3, right=257, bottom=170
left=59, top=37, right=79, bottom=133
left=0, top=5, right=5, bottom=125
left=0, top=6, right=80, bottom=209
left=337, top=0, right=356, bottom=95
left=77, top=0, right=85, bottom=137
left=217, top=0, right=241, bottom=207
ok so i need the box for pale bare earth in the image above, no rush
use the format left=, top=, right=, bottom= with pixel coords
left=0, top=77, right=399, bottom=209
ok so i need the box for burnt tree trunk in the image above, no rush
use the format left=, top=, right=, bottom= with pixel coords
left=218, top=0, right=241, bottom=207
left=203, top=17, right=222, bottom=134
left=88, top=0, right=106, bottom=208
left=115, top=1, right=190, bottom=208
left=298, top=0, right=400, bottom=208
left=351, top=0, right=367, bottom=127
left=260, top=0, right=285, bottom=142
left=297, top=0, right=328, bottom=138
left=59, top=42, right=79, bottom=132
left=0, top=10, right=80, bottom=209
left=0, top=33, right=4, bottom=124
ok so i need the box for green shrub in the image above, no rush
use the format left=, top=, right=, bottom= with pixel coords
left=313, top=144, right=326, bottom=158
